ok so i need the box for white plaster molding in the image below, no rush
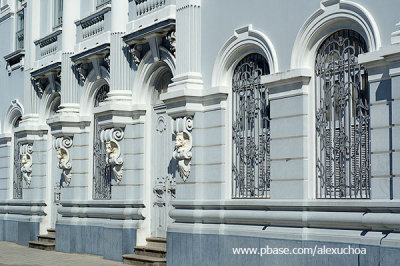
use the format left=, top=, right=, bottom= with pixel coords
left=172, top=116, right=193, bottom=181
left=54, top=137, right=73, bottom=185
left=4, top=99, right=24, bottom=134
left=80, top=66, right=110, bottom=115
left=291, top=0, right=381, bottom=69
left=211, top=24, right=279, bottom=88
left=132, top=47, right=176, bottom=104
left=101, top=128, right=124, bottom=183
left=20, top=143, right=33, bottom=186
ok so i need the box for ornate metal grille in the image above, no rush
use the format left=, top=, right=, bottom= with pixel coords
left=232, top=53, right=270, bottom=199
left=315, top=29, right=370, bottom=199
left=93, top=84, right=112, bottom=200
left=13, top=117, right=22, bottom=199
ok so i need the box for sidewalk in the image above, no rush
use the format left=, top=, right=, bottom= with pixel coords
left=0, top=241, right=124, bottom=266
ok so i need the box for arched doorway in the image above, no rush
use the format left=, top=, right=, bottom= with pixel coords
left=149, top=68, right=175, bottom=238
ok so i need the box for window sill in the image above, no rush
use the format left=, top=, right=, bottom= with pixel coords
left=4, top=49, right=25, bottom=74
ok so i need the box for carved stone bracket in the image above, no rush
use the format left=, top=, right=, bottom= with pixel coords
left=31, top=76, right=46, bottom=95
left=76, top=63, right=89, bottom=82
left=129, top=44, right=143, bottom=66
left=101, top=128, right=124, bottom=183
left=164, top=31, right=176, bottom=56
left=54, top=137, right=73, bottom=185
left=172, top=117, right=193, bottom=182
left=103, top=53, right=110, bottom=72
left=20, top=143, right=33, bottom=186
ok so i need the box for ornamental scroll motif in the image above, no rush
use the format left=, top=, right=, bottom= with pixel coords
left=172, top=117, right=193, bottom=182
left=20, top=143, right=33, bottom=186
left=54, top=137, right=73, bottom=185
left=101, top=128, right=124, bottom=183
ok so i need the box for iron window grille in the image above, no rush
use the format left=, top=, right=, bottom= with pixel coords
left=315, top=29, right=370, bottom=199
left=93, top=84, right=112, bottom=200
left=13, top=117, right=22, bottom=199
left=232, top=53, right=271, bottom=199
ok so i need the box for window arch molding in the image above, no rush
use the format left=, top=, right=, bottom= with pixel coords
left=4, top=99, right=24, bottom=134
left=39, top=83, right=61, bottom=121
left=132, top=47, right=176, bottom=106
left=291, top=0, right=380, bottom=70
left=212, top=24, right=278, bottom=88
left=80, top=66, right=110, bottom=116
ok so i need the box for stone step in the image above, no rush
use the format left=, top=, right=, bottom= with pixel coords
left=47, top=228, right=55, bottom=233
left=37, top=234, right=55, bottom=244
left=122, top=254, right=166, bottom=266
left=134, top=246, right=166, bottom=258
left=28, top=241, right=55, bottom=251
left=145, top=238, right=166, bottom=249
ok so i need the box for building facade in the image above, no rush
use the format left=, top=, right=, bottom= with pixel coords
left=0, top=0, right=400, bottom=265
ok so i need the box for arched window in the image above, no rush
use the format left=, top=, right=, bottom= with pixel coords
left=232, top=53, right=270, bottom=199
left=13, top=116, right=22, bottom=199
left=93, top=84, right=111, bottom=200
left=315, top=29, right=370, bottom=199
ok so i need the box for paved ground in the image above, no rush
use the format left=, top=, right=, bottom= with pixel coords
left=0, top=241, right=124, bottom=266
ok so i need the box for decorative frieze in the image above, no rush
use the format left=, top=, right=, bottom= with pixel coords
left=101, top=128, right=124, bottom=183
left=172, top=117, right=193, bottom=181
left=20, top=143, right=33, bottom=186
left=54, top=137, right=73, bottom=185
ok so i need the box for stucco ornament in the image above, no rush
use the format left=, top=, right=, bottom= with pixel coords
left=54, top=137, right=73, bottom=185
left=101, top=128, right=124, bottom=183
left=172, top=117, right=193, bottom=182
left=20, top=143, right=33, bottom=186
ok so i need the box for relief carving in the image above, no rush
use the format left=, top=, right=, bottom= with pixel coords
left=101, top=128, right=124, bottom=183
left=172, top=117, right=193, bottom=181
left=20, top=143, right=33, bottom=186
left=54, top=137, right=73, bottom=185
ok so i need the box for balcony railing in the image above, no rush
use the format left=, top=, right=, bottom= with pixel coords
left=16, top=29, right=24, bottom=50
left=75, top=5, right=111, bottom=43
left=34, top=30, right=62, bottom=59
left=134, top=0, right=166, bottom=17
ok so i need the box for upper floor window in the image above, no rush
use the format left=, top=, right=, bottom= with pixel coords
left=96, top=0, right=111, bottom=9
left=315, top=29, right=370, bottom=199
left=15, top=4, right=24, bottom=50
left=53, top=0, right=63, bottom=29
left=232, top=53, right=270, bottom=199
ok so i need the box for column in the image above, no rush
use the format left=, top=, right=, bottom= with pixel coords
left=169, top=0, right=203, bottom=93
left=58, top=0, right=80, bottom=113
left=106, top=0, right=131, bottom=102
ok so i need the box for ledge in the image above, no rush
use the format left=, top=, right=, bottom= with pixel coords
left=74, top=5, right=111, bottom=27
left=71, top=43, right=110, bottom=62
left=123, top=18, right=175, bottom=45
left=34, top=29, right=62, bottom=46
left=58, top=200, right=145, bottom=220
left=31, top=61, right=61, bottom=77
left=4, top=50, right=25, bottom=72
left=260, top=68, right=312, bottom=88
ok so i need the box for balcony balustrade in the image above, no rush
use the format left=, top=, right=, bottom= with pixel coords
left=34, top=30, right=62, bottom=60
left=134, top=0, right=167, bottom=17
left=75, top=5, right=111, bottom=44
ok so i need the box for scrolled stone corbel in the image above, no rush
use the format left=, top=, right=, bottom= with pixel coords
left=54, top=137, right=73, bottom=185
left=20, top=143, right=33, bottom=186
left=101, top=128, right=124, bottom=183
left=172, top=117, right=193, bottom=182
